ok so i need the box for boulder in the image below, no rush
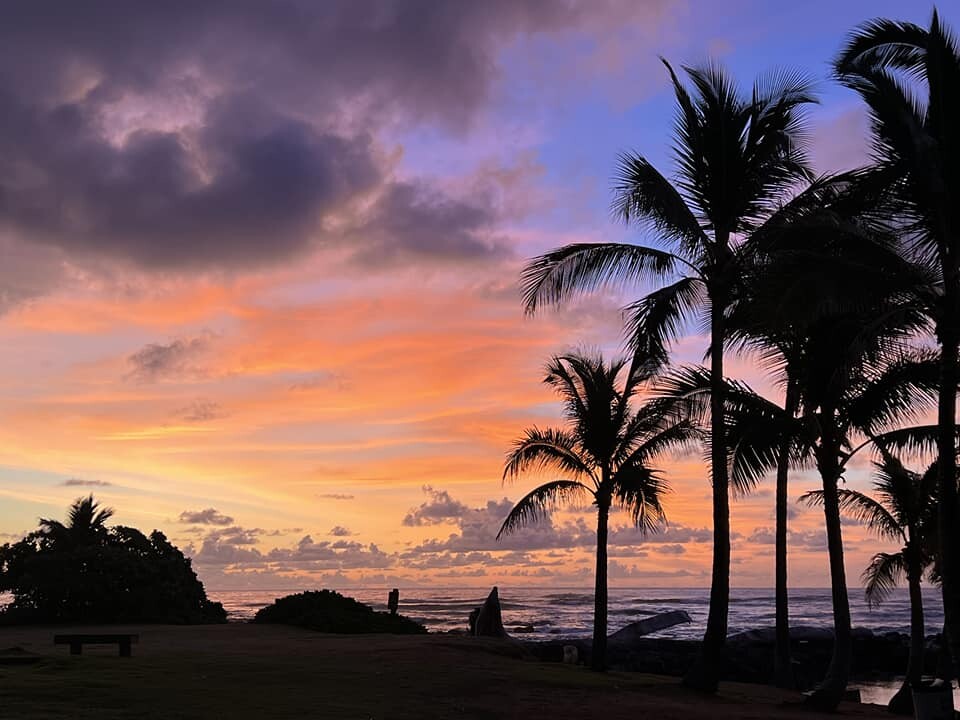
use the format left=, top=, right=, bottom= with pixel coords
left=470, top=587, right=508, bottom=638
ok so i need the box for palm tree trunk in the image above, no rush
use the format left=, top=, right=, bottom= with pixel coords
left=804, top=420, right=852, bottom=711
left=591, top=498, right=610, bottom=672
left=936, top=299, right=960, bottom=687
left=774, top=382, right=799, bottom=689
left=684, top=271, right=730, bottom=692
left=888, top=559, right=926, bottom=716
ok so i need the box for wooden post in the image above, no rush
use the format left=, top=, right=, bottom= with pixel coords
left=388, top=588, right=399, bottom=615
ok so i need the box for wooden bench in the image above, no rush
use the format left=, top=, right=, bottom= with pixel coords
left=54, top=633, right=139, bottom=657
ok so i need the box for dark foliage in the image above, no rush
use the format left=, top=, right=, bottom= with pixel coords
left=253, top=590, right=427, bottom=634
left=0, top=498, right=225, bottom=625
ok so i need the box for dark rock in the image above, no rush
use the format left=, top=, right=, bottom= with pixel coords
left=470, top=587, right=508, bottom=638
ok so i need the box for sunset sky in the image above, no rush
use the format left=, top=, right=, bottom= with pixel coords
left=0, top=1, right=953, bottom=593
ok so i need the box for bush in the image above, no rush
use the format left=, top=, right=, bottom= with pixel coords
left=253, top=590, right=426, bottom=634
left=0, top=497, right=226, bottom=625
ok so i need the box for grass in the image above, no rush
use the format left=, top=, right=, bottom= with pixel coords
left=0, top=624, right=888, bottom=719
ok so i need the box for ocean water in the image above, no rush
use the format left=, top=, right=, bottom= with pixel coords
left=209, top=585, right=946, bottom=640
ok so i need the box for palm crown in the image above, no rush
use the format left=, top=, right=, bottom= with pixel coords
left=498, top=351, right=695, bottom=537
left=39, top=495, right=115, bottom=549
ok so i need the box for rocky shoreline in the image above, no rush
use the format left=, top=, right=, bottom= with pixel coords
left=463, top=587, right=955, bottom=689
left=522, top=627, right=954, bottom=689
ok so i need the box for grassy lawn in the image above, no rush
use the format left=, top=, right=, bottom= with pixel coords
left=0, top=624, right=886, bottom=719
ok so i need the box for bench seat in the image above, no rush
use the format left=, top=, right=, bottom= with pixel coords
left=54, top=633, right=139, bottom=657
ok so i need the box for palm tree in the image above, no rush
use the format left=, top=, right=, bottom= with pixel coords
left=725, top=175, right=864, bottom=689
left=520, top=59, right=816, bottom=690
left=497, top=350, right=696, bottom=671
left=801, top=452, right=938, bottom=715
left=39, top=495, right=114, bottom=550
left=834, top=11, right=960, bottom=679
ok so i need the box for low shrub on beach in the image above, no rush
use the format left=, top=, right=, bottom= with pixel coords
left=253, top=590, right=427, bottom=634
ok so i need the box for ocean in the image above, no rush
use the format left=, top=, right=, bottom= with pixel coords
left=210, top=585, right=946, bottom=640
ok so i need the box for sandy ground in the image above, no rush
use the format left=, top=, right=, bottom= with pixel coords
left=0, top=623, right=890, bottom=719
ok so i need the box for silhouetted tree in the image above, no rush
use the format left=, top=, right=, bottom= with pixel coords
left=39, top=495, right=113, bottom=549
left=0, top=496, right=226, bottom=624
left=835, top=10, right=960, bottom=680
left=519, top=59, right=816, bottom=690
left=803, top=451, right=938, bottom=715
left=498, top=350, right=696, bottom=671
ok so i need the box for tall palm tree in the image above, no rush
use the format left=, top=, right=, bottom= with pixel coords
left=39, top=495, right=114, bottom=550
left=497, top=350, right=696, bottom=671
left=520, top=59, right=816, bottom=691
left=724, top=174, right=864, bottom=689
left=801, top=452, right=938, bottom=715
left=834, top=11, right=960, bottom=679
left=662, top=345, right=938, bottom=709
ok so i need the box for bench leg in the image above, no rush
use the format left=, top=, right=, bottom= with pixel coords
left=119, top=641, right=131, bottom=657
left=70, top=642, right=82, bottom=655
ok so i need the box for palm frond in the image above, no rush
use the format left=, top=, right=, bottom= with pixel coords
left=800, top=488, right=902, bottom=541
left=845, top=352, right=940, bottom=435
left=610, top=464, right=669, bottom=535
left=496, top=480, right=592, bottom=539
left=622, top=276, right=706, bottom=361
left=835, top=18, right=930, bottom=78
left=618, top=417, right=701, bottom=469
left=862, top=551, right=907, bottom=608
left=611, top=152, right=708, bottom=259
left=520, top=243, right=679, bottom=314
left=865, top=424, right=956, bottom=459
left=503, top=427, right=595, bottom=485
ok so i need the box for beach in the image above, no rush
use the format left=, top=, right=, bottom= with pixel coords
left=0, top=623, right=893, bottom=719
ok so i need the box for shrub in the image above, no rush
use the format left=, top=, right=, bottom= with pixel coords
left=0, top=497, right=226, bottom=625
left=253, top=590, right=426, bottom=634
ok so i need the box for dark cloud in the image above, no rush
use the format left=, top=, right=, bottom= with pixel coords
left=0, top=0, right=654, bottom=289
left=317, top=493, right=355, bottom=501
left=347, top=181, right=506, bottom=266
left=179, top=508, right=235, bottom=526
left=328, top=526, right=354, bottom=537
left=61, top=478, right=112, bottom=487
left=127, top=335, right=210, bottom=382
left=402, top=486, right=471, bottom=526
left=174, top=400, right=226, bottom=423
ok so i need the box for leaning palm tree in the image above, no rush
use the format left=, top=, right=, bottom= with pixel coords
left=835, top=11, right=960, bottom=678
left=801, top=452, right=938, bottom=715
left=520, top=59, right=816, bottom=690
left=39, top=495, right=114, bottom=550
left=497, top=349, right=697, bottom=671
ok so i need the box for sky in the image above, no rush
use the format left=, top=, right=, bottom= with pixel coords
left=0, top=1, right=954, bottom=593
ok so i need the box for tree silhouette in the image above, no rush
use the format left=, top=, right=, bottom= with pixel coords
left=835, top=10, right=960, bottom=681
left=39, top=495, right=114, bottom=550
left=498, top=350, right=696, bottom=671
left=1, top=496, right=225, bottom=624
left=802, top=451, right=938, bottom=715
left=519, top=59, right=816, bottom=691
